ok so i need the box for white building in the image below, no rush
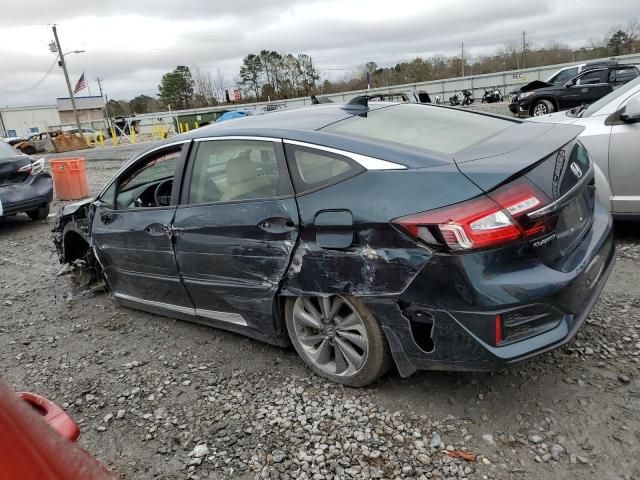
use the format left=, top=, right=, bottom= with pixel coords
left=56, top=96, right=107, bottom=127
left=0, top=105, right=61, bottom=138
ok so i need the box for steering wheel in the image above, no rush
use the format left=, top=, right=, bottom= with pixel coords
left=154, top=179, right=173, bottom=207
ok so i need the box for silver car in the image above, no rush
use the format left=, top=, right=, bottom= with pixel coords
left=529, top=76, right=640, bottom=219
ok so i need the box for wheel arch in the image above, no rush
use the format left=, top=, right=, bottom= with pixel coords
left=62, top=228, right=91, bottom=263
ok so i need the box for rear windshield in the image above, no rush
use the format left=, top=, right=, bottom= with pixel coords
left=321, top=104, right=514, bottom=154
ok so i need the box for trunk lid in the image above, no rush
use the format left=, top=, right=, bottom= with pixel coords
left=0, top=156, right=31, bottom=187
left=454, top=122, right=594, bottom=268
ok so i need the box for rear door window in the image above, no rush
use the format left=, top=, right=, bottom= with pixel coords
left=608, top=68, right=640, bottom=85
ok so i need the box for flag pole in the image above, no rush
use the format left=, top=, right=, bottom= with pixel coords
left=86, top=71, right=92, bottom=96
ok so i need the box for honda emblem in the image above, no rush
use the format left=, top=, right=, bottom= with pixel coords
left=570, top=162, right=583, bottom=178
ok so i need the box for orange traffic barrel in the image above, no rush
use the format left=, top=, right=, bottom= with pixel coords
left=49, top=157, right=89, bottom=200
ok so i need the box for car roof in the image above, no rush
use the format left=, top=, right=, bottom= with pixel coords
left=131, top=102, right=520, bottom=171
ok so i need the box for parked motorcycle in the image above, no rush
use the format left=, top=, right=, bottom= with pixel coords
left=481, top=87, right=504, bottom=103
left=449, top=94, right=460, bottom=106
left=460, top=89, right=474, bottom=106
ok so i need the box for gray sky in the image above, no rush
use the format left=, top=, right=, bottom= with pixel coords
left=0, top=0, right=636, bottom=107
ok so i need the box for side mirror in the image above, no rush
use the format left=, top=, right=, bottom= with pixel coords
left=620, top=95, right=640, bottom=123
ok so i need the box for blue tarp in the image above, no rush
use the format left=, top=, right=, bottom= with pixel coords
left=216, top=111, right=251, bottom=122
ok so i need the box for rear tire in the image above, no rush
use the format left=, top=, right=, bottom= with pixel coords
left=22, top=146, right=36, bottom=155
left=285, top=295, right=391, bottom=387
left=27, top=203, right=49, bottom=221
left=532, top=99, right=555, bottom=116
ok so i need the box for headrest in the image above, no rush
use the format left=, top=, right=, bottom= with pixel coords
left=226, top=153, right=258, bottom=185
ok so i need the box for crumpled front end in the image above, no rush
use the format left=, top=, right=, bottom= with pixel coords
left=52, top=199, right=94, bottom=264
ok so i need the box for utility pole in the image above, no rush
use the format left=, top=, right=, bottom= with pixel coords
left=522, top=31, right=527, bottom=69
left=96, top=77, right=112, bottom=131
left=52, top=25, right=82, bottom=134
left=461, top=41, right=465, bottom=77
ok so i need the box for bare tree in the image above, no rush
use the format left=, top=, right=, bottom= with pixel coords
left=192, top=65, right=216, bottom=107
left=212, top=68, right=227, bottom=103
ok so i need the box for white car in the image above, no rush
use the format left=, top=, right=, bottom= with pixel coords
left=544, top=59, right=619, bottom=85
left=529, top=76, right=640, bottom=219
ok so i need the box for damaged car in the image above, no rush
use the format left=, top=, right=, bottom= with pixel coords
left=0, top=140, right=52, bottom=220
left=509, top=62, right=640, bottom=117
left=54, top=99, right=615, bottom=386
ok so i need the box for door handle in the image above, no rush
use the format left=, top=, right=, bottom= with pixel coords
left=144, top=223, right=171, bottom=236
left=257, top=217, right=297, bottom=234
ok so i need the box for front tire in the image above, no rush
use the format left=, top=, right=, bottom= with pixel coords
left=285, top=295, right=390, bottom=387
left=27, top=203, right=50, bottom=221
left=531, top=99, right=555, bottom=116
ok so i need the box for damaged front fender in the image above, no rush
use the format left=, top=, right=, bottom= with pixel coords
left=52, top=198, right=95, bottom=265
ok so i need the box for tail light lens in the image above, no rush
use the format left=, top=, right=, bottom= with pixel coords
left=393, top=177, right=555, bottom=251
left=17, top=158, right=45, bottom=176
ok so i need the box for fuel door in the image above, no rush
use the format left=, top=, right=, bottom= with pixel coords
left=314, top=210, right=353, bottom=249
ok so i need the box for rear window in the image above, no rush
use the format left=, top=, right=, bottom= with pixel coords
left=321, top=104, right=513, bottom=155
left=608, top=67, right=639, bottom=84
left=284, top=144, right=364, bottom=194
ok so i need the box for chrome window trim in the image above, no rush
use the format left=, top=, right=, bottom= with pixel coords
left=283, top=139, right=407, bottom=170
left=194, top=136, right=281, bottom=143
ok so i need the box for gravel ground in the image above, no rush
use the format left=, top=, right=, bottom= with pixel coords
left=1, top=144, right=639, bottom=480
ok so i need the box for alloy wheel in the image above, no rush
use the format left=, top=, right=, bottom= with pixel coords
left=533, top=103, right=548, bottom=116
left=291, top=296, right=369, bottom=377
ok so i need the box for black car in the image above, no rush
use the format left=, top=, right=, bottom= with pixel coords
left=54, top=99, right=615, bottom=386
left=0, top=141, right=53, bottom=220
left=509, top=64, right=640, bottom=116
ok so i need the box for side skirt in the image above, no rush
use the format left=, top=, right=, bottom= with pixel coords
left=112, top=293, right=289, bottom=347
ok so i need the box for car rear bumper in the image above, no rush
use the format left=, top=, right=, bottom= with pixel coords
left=0, top=173, right=53, bottom=216
left=368, top=202, right=615, bottom=376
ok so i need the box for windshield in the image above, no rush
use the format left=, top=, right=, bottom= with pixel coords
left=0, top=141, right=20, bottom=160
left=583, top=76, right=640, bottom=117
left=321, top=104, right=515, bottom=155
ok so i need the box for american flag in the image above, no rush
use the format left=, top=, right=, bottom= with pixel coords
left=73, top=72, right=86, bottom=94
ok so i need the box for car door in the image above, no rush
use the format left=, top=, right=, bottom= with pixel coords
left=91, top=142, right=195, bottom=312
left=561, top=70, right=611, bottom=109
left=609, top=90, right=640, bottom=215
left=172, top=137, right=298, bottom=338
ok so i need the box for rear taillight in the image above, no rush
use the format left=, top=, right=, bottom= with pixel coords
left=17, top=158, right=45, bottom=176
left=393, top=177, right=554, bottom=251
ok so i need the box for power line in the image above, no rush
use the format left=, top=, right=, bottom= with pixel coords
left=0, top=57, right=58, bottom=94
